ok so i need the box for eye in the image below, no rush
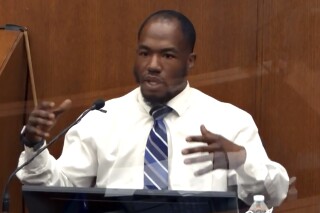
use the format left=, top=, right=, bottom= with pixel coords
left=163, top=53, right=175, bottom=59
left=138, top=50, right=149, bottom=57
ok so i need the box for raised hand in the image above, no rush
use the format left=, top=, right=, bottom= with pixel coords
left=182, top=124, right=246, bottom=176
left=24, top=99, right=72, bottom=144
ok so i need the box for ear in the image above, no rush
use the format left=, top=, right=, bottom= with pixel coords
left=187, top=53, right=197, bottom=70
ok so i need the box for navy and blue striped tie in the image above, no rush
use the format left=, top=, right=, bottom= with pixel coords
left=144, top=105, right=172, bottom=190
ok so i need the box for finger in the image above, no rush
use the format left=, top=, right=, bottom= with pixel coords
left=25, top=125, right=50, bottom=141
left=198, top=124, right=212, bottom=139
left=200, top=124, right=222, bottom=141
left=26, top=126, right=50, bottom=141
left=52, top=99, right=72, bottom=117
left=185, top=124, right=207, bottom=142
left=194, top=164, right=214, bottom=176
left=188, top=152, right=230, bottom=177
left=186, top=135, right=206, bottom=143
left=186, top=125, right=220, bottom=143
left=28, top=115, right=55, bottom=127
left=184, top=153, right=214, bottom=164
left=30, top=101, right=58, bottom=121
left=37, top=101, right=55, bottom=110
left=187, top=134, right=221, bottom=144
left=30, top=107, right=56, bottom=120
left=182, top=144, right=220, bottom=155
left=200, top=124, right=209, bottom=135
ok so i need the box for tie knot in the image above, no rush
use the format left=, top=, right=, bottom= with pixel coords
left=150, top=105, right=172, bottom=120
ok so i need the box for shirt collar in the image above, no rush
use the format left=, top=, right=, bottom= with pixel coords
left=137, top=82, right=191, bottom=117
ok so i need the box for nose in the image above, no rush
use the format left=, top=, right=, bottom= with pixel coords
left=147, top=54, right=161, bottom=73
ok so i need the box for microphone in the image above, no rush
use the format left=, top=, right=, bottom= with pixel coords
left=1, top=99, right=106, bottom=213
left=89, top=99, right=105, bottom=111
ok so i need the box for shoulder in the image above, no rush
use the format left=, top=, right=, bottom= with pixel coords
left=68, top=88, right=141, bottom=135
left=100, top=87, right=140, bottom=113
left=189, top=87, right=253, bottom=121
left=187, top=88, right=258, bottom=139
left=80, top=88, right=140, bottom=121
left=105, top=87, right=139, bottom=106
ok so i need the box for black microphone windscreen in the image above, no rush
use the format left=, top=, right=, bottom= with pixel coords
left=93, top=99, right=105, bottom=110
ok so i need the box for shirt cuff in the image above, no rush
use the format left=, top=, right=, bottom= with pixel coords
left=20, top=125, right=44, bottom=151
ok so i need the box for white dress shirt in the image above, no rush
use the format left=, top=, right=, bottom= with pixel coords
left=17, top=84, right=289, bottom=207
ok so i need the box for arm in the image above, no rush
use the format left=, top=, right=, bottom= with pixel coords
left=182, top=123, right=289, bottom=207
left=16, top=99, right=81, bottom=186
left=17, top=127, right=98, bottom=187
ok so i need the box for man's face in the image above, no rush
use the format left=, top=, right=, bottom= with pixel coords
left=134, top=19, right=196, bottom=105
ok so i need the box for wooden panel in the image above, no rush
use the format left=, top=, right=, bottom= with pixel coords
left=0, top=0, right=260, bottom=211
left=0, top=31, right=21, bottom=73
left=6, top=0, right=317, bottom=211
left=0, top=30, right=28, bottom=213
left=274, top=195, right=320, bottom=213
left=259, top=0, right=320, bottom=198
left=189, top=0, right=259, bottom=116
left=0, top=0, right=259, bottom=154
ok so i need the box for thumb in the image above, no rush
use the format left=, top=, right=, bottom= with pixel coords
left=52, top=99, right=72, bottom=118
left=200, top=124, right=209, bottom=135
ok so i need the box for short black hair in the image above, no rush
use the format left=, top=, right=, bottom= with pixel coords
left=137, top=10, right=196, bottom=52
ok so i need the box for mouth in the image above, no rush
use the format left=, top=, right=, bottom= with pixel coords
left=143, top=76, right=163, bottom=87
left=146, top=80, right=160, bottom=86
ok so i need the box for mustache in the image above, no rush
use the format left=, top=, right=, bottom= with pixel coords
left=133, top=68, right=164, bottom=84
left=143, top=75, right=163, bottom=83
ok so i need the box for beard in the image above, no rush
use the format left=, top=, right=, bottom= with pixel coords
left=133, top=66, right=188, bottom=106
left=133, top=68, right=167, bottom=105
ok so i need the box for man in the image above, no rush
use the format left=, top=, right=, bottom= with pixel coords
left=17, top=10, right=289, bottom=207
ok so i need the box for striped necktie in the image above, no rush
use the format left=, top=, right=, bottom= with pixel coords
left=144, top=105, right=173, bottom=190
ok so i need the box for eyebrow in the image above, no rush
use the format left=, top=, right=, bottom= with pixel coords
left=138, top=44, right=179, bottom=53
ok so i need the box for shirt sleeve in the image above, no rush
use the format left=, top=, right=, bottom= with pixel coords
left=16, top=143, right=74, bottom=186
left=227, top=116, right=289, bottom=208
left=16, top=125, right=97, bottom=187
